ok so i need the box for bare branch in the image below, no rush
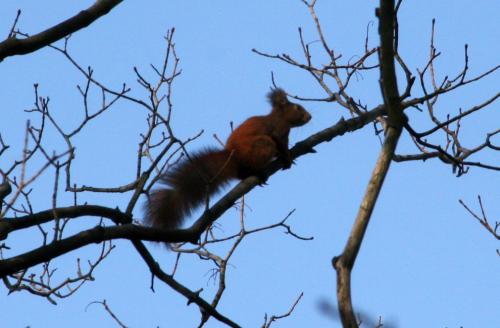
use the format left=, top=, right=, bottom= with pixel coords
left=459, top=196, right=499, bottom=241
left=131, top=240, right=241, bottom=328
left=7, top=10, right=22, bottom=39
left=0, top=205, right=131, bottom=240
left=0, top=179, right=12, bottom=210
left=262, top=292, right=304, bottom=328
left=4, top=241, right=114, bottom=304
left=416, top=92, right=499, bottom=138
left=0, top=0, right=123, bottom=62
left=0, top=224, right=199, bottom=278
left=334, top=1, right=404, bottom=326
left=86, top=299, right=128, bottom=328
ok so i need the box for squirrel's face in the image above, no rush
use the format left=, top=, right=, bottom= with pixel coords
left=283, top=103, right=312, bottom=127
left=269, top=89, right=311, bottom=127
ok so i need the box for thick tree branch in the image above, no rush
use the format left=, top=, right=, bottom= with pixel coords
left=0, top=205, right=131, bottom=240
left=333, top=1, right=403, bottom=327
left=333, top=127, right=401, bottom=327
left=0, top=0, right=123, bottom=62
left=0, top=224, right=194, bottom=278
left=377, top=1, right=403, bottom=125
left=0, top=179, right=12, bottom=211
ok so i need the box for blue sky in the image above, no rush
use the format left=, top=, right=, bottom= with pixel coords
left=1, top=1, right=498, bottom=327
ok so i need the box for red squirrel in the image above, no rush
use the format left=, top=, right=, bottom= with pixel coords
left=145, top=88, right=311, bottom=230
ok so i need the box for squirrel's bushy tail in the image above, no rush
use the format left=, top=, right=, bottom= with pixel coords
left=145, top=147, right=238, bottom=230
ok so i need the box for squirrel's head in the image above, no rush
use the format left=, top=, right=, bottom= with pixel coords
left=268, top=88, right=312, bottom=127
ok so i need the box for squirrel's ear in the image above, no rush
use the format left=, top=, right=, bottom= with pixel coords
left=268, top=88, right=288, bottom=107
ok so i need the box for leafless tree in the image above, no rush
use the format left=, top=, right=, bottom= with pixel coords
left=0, top=1, right=497, bottom=327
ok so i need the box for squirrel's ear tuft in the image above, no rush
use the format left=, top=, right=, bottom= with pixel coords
left=267, top=88, right=288, bottom=106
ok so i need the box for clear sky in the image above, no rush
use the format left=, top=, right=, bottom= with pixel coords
left=1, top=1, right=498, bottom=327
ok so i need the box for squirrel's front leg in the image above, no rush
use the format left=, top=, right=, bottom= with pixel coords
left=273, top=135, right=293, bottom=169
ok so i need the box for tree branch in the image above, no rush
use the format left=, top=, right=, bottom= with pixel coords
left=0, top=0, right=123, bottom=62
left=0, top=224, right=195, bottom=278
left=0, top=179, right=12, bottom=212
left=131, top=240, right=241, bottom=328
left=333, top=1, right=404, bottom=326
left=0, top=205, right=131, bottom=240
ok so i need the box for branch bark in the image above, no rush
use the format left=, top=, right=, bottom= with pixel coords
left=0, top=205, right=131, bottom=240
left=0, top=179, right=12, bottom=212
left=0, top=224, right=194, bottom=277
left=333, top=1, right=403, bottom=326
left=0, top=0, right=123, bottom=62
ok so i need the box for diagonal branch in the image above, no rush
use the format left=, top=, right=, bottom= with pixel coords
left=333, top=1, right=404, bottom=327
left=131, top=241, right=241, bottom=328
left=459, top=196, right=499, bottom=241
left=187, top=105, right=385, bottom=237
left=415, top=92, right=499, bottom=138
left=0, top=0, right=123, bottom=62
